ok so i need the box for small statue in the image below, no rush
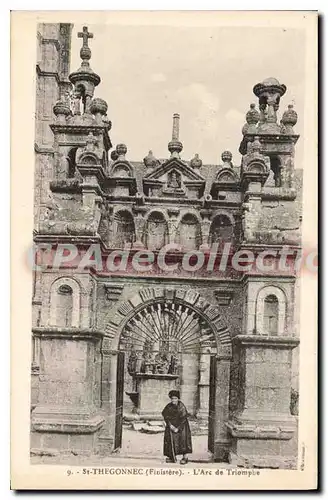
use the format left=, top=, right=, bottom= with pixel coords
left=168, top=171, right=181, bottom=189
left=154, top=352, right=170, bottom=374
left=127, top=350, right=137, bottom=376
left=71, top=89, right=82, bottom=115
left=168, top=354, right=178, bottom=375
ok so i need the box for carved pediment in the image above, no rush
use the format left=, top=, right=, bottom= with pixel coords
left=211, top=168, right=239, bottom=198
left=144, top=158, right=205, bottom=183
left=110, top=159, right=134, bottom=178
left=143, top=158, right=205, bottom=198
left=216, top=168, right=238, bottom=184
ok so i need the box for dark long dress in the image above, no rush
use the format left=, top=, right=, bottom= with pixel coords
left=162, top=401, right=192, bottom=460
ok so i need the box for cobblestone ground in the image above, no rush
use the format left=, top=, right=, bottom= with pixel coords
left=31, top=430, right=234, bottom=467
left=120, top=428, right=208, bottom=460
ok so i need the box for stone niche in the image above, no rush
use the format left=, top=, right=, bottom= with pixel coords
left=124, top=344, right=213, bottom=422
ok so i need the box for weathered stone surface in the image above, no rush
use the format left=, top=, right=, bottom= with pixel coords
left=32, top=24, right=301, bottom=468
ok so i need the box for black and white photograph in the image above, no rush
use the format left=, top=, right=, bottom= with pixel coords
left=10, top=10, right=318, bottom=490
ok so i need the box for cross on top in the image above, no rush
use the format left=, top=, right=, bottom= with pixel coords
left=78, top=26, right=93, bottom=48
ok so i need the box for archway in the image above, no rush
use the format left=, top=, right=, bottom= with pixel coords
left=102, top=287, right=232, bottom=462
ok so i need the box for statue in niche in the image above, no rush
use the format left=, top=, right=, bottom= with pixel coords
left=168, top=353, right=178, bottom=375
left=71, top=88, right=82, bottom=115
left=154, top=352, right=170, bottom=374
left=265, top=168, right=275, bottom=187
left=167, top=171, right=181, bottom=190
left=140, top=340, right=156, bottom=374
left=127, top=350, right=138, bottom=376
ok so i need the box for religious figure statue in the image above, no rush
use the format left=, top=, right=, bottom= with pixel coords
left=71, top=89, right=82, bottom=115
left=154, top=352, right=170, bottom=374
left=127, top=350, right=137, bottom=376
left=141, top=350, right=155, bottom=374
left=168, top=353, right=178, bottom=375
left=168, top=171, right=181, bottom=189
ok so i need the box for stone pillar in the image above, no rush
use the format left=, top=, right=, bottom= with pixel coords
left=200, top=217, right=211, bottom=250
left=31, top=329, right=105, bottom=456
left=133, top=212, right=146, bottom=248
left=213, top=355, right=231, bottom=462
left=279, top=154, right=295, bottom=189
left=180, top=353, right=199, bottom=415
left=242, top=183, right=262, bottom=244
left=197, top=347, right=211, bottom=420
left=167, top=208, right=180, bottom=245
left=227, top=334, right=299, bottom=469
left=98, top=347, right=117, bottom=454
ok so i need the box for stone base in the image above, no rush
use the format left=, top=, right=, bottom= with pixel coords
left=214, top=439, right=231, bottom=462
left=30, top=405, right=105, bottom=456
left=30, top=429, right=102, bottom=457
left=229, top=452, right=297, bottom=469
left=226, top=415, right=298, bottom=469
left=32, top=405, right=105, bottom=433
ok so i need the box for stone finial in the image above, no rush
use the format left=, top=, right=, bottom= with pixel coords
left=110, top=150, right=119, bottom=161
left=90, top=97, right=108, bottom=117
left=168, top=113, right=183, bottom=158
left=247, top=103, right=260, bottom=124
left=190, top=153, right=202, bottom=169
left=53, top=99, right=71, bottom=122
left=69, top=26, right=100, bottom=103
left=253, top=77, right=286, bottom=132
left=242, top=103, right=260, bottom=135
left=221, top=151, right=233, bottom=167
left=143, top=150, right=159, bottom=168
left=281, top=104, right=298, bottom=134
left=116, top=143, right=128, bottom=160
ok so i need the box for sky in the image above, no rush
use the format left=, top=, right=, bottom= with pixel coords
left=70, top=23, right=305, bottom=167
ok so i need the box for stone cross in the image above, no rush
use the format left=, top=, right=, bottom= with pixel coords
left=78, top=26, right=93, bottom=48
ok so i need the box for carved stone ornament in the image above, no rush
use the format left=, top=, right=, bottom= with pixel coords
left=104, top=283, right=124, bottom=302
left=214, top=290, right=234, bottom=306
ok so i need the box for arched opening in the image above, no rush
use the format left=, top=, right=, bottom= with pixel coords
left=176, top=214, right=201, bottom=250
left=144, top=212, right=169, bottom=250
left=113, top=210, right=136, bottom=248
left=209, top=214, right=234, bottom=246
left=256, top=286, right=286, bottom=336
left=263, top=294, right=279, bottom=335
left=270, top=155, right=282, bottom=187
left=56, top=284, right=73, bottom=327
left=113, top=298, right=222, bottom=460
left=76, top=84, right=86, bottom=114
left=67, top=147, right=78, bottom=178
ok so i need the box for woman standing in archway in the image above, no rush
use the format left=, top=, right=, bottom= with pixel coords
left=162, top=390, right=192, bottom=464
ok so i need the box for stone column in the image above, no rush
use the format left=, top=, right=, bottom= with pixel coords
left=133, top=212, right=146, bottom=248
left=197, top=346, right=211, bottom=420
left=242, top=183, right=262, bottom=244
left=200, top=217, right=211, bottom=250
left=98, top=347, right=117, bottom=454
left=213, top=355, right=231, bottom=462
left=226, top=334, right=299, bottom=469
left=167, top=208, right=180, bottom=245
left=31, top=329, right=105, bottom=455
left=279, top=154, right=295, bottom=189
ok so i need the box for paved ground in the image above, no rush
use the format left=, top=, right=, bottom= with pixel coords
left=31, top=429, right=233, bottom=467
left=120, top=428, right=209, bottom=461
